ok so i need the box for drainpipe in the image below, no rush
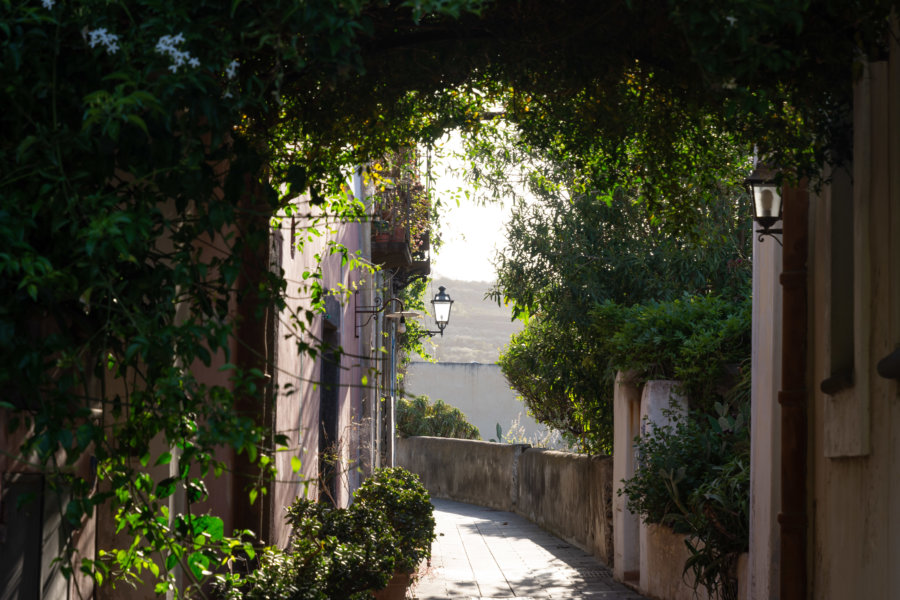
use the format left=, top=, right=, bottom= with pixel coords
left=779, top=181, right=808, bottom=600
left=232, top=173, right=270, bottom=540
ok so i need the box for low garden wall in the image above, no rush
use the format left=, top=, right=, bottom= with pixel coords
left=395, top=436, right=528, bottom=511
left=516, top=448, right=614, bottom=565
left=396, top=436, right=614, bottom=566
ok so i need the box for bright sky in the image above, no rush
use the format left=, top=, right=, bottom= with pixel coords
left=427, top=132, right=513, bottom=283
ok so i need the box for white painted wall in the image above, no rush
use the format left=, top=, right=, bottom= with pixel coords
left=637, top=381, right=689, bottom=598
left=748, top=208, right=783, bottom=600
left=612, top=372, right=641, bottom=582
left=403, top=362, right=547, bottom=442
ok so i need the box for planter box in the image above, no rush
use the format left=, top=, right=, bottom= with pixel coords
left=641, top=523, right=711, bottom=600
left=372, top=570, right=411, bottom=600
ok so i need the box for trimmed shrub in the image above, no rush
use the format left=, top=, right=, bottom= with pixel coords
left=354, top=467, right=436, bottom=573
left=397, top=394, right=481, bottom=440
left=216, top=467, right=435, bottom=598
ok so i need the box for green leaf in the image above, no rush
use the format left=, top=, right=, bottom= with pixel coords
left=187, top=552, right=211, bottom=579
left=126, top=114, right=149, bottom=137
left=192, top=515, right=225, bottom=542
left=242, top=542, right=256, bottom=561
left=155, top=478, right=177, bottom=498
left=15, top=136, right=38, bottom=162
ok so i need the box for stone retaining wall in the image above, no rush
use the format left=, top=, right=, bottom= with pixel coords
left=395, top=436, right=529, bottom=511
left=396, top=436, right=614, bottom=566
left=516, top=449, right=614, bottom=565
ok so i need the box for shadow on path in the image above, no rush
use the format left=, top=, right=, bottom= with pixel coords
left=412, top=498, right=648, bottom=599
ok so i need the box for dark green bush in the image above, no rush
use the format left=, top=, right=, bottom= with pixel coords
left=285, top=499, right=398, bottom=599
left=216, top=545, right=327, bottom=600
left=620, top=411, right=713, bottom=530
left=499, top=316, right=614, bottom=454
left=397, top=394, right=481, bottom=440
left=216, top=467, right=436, bottom=599
left=354, top=467, right=436, bottom=573
left=594, top=294, right=751, bottom=412
left=500, top=293, right=749, bottom=454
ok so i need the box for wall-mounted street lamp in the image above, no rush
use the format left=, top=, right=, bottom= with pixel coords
left=429, top=286, right=454, bottom=336
left=358, top=286, right=454, bottom=338
left=398, top=285, right=454, bottom=338
left=746, top=164, right=783, bottom=245
left=355, top=296, right=417, bottom=337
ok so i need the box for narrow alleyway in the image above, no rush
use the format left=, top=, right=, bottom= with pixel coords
left=411, top=498, right=649, bottom=600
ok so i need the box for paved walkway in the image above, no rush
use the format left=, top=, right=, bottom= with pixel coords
left=411, top=498, right=648, bottom=600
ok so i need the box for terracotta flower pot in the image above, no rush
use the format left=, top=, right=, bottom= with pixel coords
left=372, top=570, right=411, bottom=600
left=391, top=226, right=407, bottom=243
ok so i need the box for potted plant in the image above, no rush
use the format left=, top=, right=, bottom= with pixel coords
left=372, top=218, right=392, bottom=242
left=218, top=469, right=434, bottom=600
left=284, top=497, right=399, bottom=600
left=354, top=467, right=436, bottom=599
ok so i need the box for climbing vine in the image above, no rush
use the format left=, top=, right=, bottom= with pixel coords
left=3, top=0, right=897, bottom=596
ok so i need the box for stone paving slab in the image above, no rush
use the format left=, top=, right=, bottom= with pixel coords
left=411, top=498, right=649, bottom=600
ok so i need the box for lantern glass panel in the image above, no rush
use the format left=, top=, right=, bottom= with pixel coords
left=432, top=286, right=453, bottom=326
left=753, top=183, right=782, bottom=222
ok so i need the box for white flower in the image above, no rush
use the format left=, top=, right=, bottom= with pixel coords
left=225, top=59, right=239, bottom=80
left=41, top=0, right=55, bottom=9
left=87, top=28, right=121, bottom=55
left=725, top=15, right=737, bottom=26
left=155, top=33, right=199, bottom=73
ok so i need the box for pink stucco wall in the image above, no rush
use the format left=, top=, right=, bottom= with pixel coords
left=269, top=193, right=375, bottom=547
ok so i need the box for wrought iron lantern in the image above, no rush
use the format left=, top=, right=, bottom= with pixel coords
left=746, top=164, right=783, bottom=244
left=430, top=286, right=454, bottom=336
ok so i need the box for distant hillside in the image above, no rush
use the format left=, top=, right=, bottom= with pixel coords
left=414, top=278, right=524, bottom=364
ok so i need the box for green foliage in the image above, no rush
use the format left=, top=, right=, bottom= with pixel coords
left=480, top=121, right=752, bottom=320
left=596, top=294, right=751, bottom=412
left=287, top=498, right=398, bottom=599
left=217, top=497, right=397, bottom=600
left=218, top=467, right=434, bottom=598
left=500, top=293, right=750, bottom=453
left=215, top=546, right=323, bottom=600
left=4, top=0, right=896, bottom=594
left=397, top=394, right=481, bottom=440
left=352, top=467, right=436, bottom=574
left=499, top=317, right=612, bottom=454
left=621, top=402, right=750, bottom=600
left=490, top=110, right=751, bottom=453
left=0, top=0, right=476, bottom=593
